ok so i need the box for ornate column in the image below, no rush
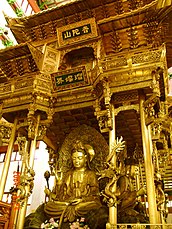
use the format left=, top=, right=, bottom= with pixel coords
left=16, top=114, right=40, bottom=228
left=139, top=93, right=159, bottom=224
left=10, top=135, right=29, bottom=228
left=94, top=78, right=118, bottom=228
left=8, top=187, right=19, bottom=229
left=151, top=104, right=171, bottom=225
left=29, top=114, right=41, bottom=168
left=0, top=118, right=18, bottom=200
left=108, top=104, right=117, bottom=228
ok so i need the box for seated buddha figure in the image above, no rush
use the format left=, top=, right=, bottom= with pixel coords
left=44, top=141, right=102, bottom=225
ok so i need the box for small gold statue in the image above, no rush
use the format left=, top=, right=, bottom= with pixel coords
left=44, top=141, right=102, bottom=224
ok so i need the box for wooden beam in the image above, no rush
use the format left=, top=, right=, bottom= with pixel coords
left=27, top=0, right=41, bottom=13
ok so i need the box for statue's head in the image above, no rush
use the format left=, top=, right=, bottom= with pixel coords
left=126, top=165, right=136, bottom=179
left=71, top=140, right=95, bottom=169
left=72, top=151, right=87, bottom=169
left=125, top=158, right=138, bottom=179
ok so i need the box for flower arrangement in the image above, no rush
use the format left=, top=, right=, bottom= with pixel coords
left=41, top=217, right=89, bottom=229
left=41, top=218, right=59, bottom=228
left=69, top=218, right=90, bottom=229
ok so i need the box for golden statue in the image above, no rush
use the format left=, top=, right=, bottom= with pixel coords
left=44, top=140, right=102, bottom=224
left=24, top=125, right=109, bottom=229
left=98, top=137, right=148, bottom=224
left=116, top=163, right=146, bottom=218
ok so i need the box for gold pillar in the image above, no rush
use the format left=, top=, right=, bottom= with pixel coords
left=8, top=188, right=19, bottom=229
left=139, top=94, right=159, bottom=224
left=29, top=114, right=41, bottom=168
left=108, top=105, right=117, bottom=228
left=152, top=141, right=165, bottom=225
left=16, top=114, right=40, bottom=228
left=135, top=166, right=140, bottom=190
left=16, top=189, right=29, bottom=229
left=13, top=139, right=29, bottom=228
left=0, top=118, right=18, bottom=200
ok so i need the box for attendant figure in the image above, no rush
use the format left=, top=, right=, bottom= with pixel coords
left=115, top=161, right=147, bottom=223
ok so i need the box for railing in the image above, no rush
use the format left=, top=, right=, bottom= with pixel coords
left=117, top=224, right=172, bottom=229
left=99, top=46, right=166, bottom=73
left=0, top=200, right=11, bottom=229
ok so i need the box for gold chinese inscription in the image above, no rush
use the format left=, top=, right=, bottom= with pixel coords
left=57, top=18, right=98, bottom=47
left=51, top=67, right=89, bottom=91
left=55, top=71, right=83, bottom=86
left=62, top=24, right=91, bottom=40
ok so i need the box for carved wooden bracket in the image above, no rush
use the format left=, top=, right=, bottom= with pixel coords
left=93, top=76, right=113, bottom=133
left=144, top=94, right=160, bottom=125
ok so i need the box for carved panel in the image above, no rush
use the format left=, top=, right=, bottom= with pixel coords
left=43, top=64, right=56, bottom=73
left=36, top=79, right=52, bottom=91
left=0, top=121, right=12, bottom=143
left=109, top=69, right=152, bottom=85
left=28, top=44, right=44, bottom=70
left=42, top=46, right=60, bottom=74
left=3, top=95, right=33, bottom=108
left=101, top=56, right=127, bottom=71
left=112, top=91, right=139, bottom=104
left=131, top=50, right=162, bottom=65
left=144, top=94, right=160, bottom=125
left=0, top=85, right=11, bottom=94
left=96, top=109, right=112, bottom=133
left=0, top=201, right=11, bottom=220
left=14, top=79, right=33, bottom=90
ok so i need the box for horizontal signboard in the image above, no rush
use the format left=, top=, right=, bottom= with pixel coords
left=52, top=66, right=89, bottom=91
left=57, top=18, right=98, bottom=46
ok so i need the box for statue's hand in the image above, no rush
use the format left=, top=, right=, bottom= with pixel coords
left=70, top=198, right=82, bottom=205
left=137, top=186, right=146, bottom=197
left=44, top=187, right=56, bottom=200
left=44, top=187, right=51, bottom=196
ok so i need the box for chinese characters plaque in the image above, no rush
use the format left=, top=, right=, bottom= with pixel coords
left=52, top=67, right=89, bottom=91
left=57, top=18, right=98, bottom=46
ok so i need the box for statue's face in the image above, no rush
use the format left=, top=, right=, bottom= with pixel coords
left=72, top=151, right=87, bottom=169
left=127, top=165, right=136, bottom=179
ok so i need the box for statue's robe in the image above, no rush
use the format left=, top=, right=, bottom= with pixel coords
left=44, top=169, right=102, bottom=222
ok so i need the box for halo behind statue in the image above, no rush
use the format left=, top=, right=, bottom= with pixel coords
left=58, top=124, right=109, bottom=173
